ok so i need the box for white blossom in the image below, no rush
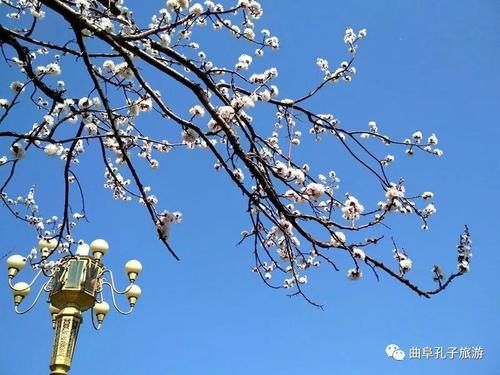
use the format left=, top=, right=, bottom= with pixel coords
left=10, top=143, right=25, bottom=159
left=458, top=260, right=470, bottom=273
left=167, top=0, right=190, bottom=11
left=394, top=250, right=412, bottom=274
left=381, top=154, right=395, bottom=166
left=412, top=131, right=423, bottom=143
left=305, top=182, right=325, bottom=200
left=217, top=105, right=235, bottom=120
left=329, top=231, right=346, bottom=247
left=159, top=33, right=171, bottom=47
left=236, top=54, right=253, bottom=70
left=0, top=99, right=10, bottom=108
left=103, top=60, right=115, bottom=72
left=259, top=90, right=271, bottom=102
left=182, top=128, right=198, bottom=143
left=368, top=120, right=378, bottom=133
left=10, top=81, right=24, bottom=93
left=189, top=105, right=205, bottom=117
left=265, top=36, right=279, bottom=49
left=44, top=144, right=59, bottom=156
left=244, top=27, right=255, bottom=40
left=342, top=194, right=364, bottom=221
left=421, top=191, right=434, bottom=200
left=78, top=97, right=92, bottom=109
left=113, top=62, right=133, bottom=80
left=422, top=203, right=437, bottom=218
left=428, top=133, right=438, bottom=145
left=347, top=268, right=362, bottom=280
left=138, top=97, right=153, bottom=112
left=352, top=247, right=366, bottom=261
left=316, top=58, right=329, bottom=72
left=46, top=63, right=61, bottom=75
left=189, top=3, right=203, bottom=14
left=433, top=149, right=444, bottom=157
left=385, top=183, right=405, bottom=201
left=30, top=8, right=46, bottom=18
left=98, top=17, right=114, bottom=32
left=400, top=258, right=413, bottom=272
left=233, top=168, right=244, bottom=182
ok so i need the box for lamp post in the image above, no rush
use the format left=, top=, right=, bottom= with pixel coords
left=6, top=238, right=142, bottom=375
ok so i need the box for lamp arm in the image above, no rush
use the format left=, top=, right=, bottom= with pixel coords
left=102, top=281, right=134, bottom=315
left=95, top=290, right=104, bottom=304
left=90, top=308, right=103, bottom=331
left=8, top=269, right=43, bottom=290
left=43, top=276, right=54, bottom=292
left=101, top=269, right=133, bottom=295
left=42, top=264, right=59, bottom=278
left=14, top=281, right=50, bottom=315
left=28, top=255, right=37, bottom=268
left=41, top=264, right=53, bottom=278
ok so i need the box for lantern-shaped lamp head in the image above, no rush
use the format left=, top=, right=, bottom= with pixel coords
left=90, top=239, right=109, bottom=261
left=6, top=255, right=26, bottom=278
left=93, top=301, right=110, bottom=325
left=38, top=239, right=58, bottom=259
left=124, top=260, right=142, bottom=283
left=49, top=304, right=60, bottom=315
left=12, top=282, right=30, bottom=305
left=49, top=304, right=60, bottom=328
left=125, top=285, right=141, bottom=306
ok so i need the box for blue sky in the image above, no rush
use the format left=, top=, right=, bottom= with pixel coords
left=1, top=1, right=499, bottom=374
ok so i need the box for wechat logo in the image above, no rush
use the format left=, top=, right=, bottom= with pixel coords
left=386, top=344, right=405, bottom=361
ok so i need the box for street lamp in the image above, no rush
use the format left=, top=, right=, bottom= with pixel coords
left=6, top=238, right=142, bottom=375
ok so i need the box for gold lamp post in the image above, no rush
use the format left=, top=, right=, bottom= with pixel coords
left=7, top=238, right=142, bottom=375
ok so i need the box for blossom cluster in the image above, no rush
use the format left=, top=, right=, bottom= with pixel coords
left=0, top=0, right=470, bottom=303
